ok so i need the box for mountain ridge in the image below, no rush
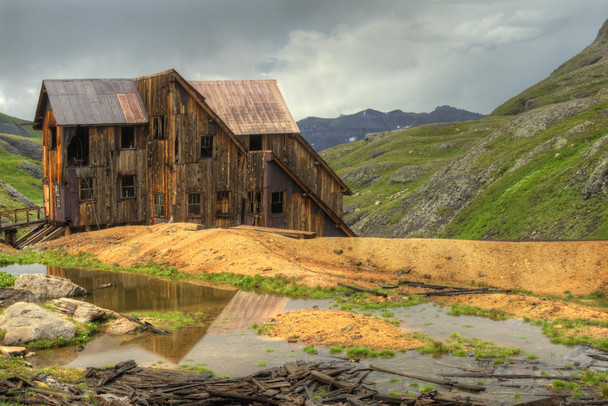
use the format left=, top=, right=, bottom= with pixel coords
left=298, top=105, right=486, bottom=151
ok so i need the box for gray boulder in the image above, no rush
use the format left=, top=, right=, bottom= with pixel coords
left=0, top=302, right=76, bottom=345
left=14, top=274, right=87, bottom=300
left=50, top=298, right=116, bottom=323
left=0, top=287, right=35, bottom=307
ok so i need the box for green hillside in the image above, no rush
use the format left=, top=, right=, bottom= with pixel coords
left=322, top=19, right=608, bottom=240
left=0, top=113, right=43, bottom=210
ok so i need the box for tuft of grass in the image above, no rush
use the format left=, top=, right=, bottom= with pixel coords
left=257, top=361, right=267, bottom=367
left=303, top=346, right=318, bottom=355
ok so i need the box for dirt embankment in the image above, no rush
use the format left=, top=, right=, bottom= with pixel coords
left=34, top=223, right=608, bottom=346
left=41, top=223, right=608, bottom=297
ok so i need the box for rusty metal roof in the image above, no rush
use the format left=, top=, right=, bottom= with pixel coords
left=43, top=79, right=148, bottom=126
left=188, top=80, right=299, bottom=136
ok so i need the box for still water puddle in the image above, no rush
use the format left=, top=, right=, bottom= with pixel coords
left=2, top=264, right=602, bottom=402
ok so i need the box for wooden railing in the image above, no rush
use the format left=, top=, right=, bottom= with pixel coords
left=0, top=206, right=47, bottom=231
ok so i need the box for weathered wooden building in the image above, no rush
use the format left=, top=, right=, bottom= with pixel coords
left=33, top=69, right=354, bottom=237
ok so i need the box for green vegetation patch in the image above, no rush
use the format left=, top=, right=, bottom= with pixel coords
left=127, top=311, right=209, bottom=331
left=447, top=303, right=512, bottom=320
left=527, top=317, right=608, bottom=350
left=414, top=331, right=520, bottom=360
left=0, top=271, right=17, bottom=287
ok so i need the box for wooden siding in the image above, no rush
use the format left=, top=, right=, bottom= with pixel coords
left=136, top=71, right=246, bottom=228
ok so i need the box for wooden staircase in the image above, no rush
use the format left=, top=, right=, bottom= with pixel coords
left=14, top=224, right=65, bottom=249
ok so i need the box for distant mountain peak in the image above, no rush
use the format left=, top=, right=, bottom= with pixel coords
left=595, top=18, right=608, bottom=43
left=298, top=106, right=485, bottom=151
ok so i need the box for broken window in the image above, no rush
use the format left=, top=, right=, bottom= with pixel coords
left=249, top=135, right=262, bottom=151
left=188, top=193, right=202, bottom=217
left=50, top=127, right=58, bottom=150
left=270, top=191, right=285, bottom=215
left=201, top=135, right=213, bottom=158
left=79, top=177, right=94, bottom=201
left=121, top=175, right=136, bottom=199
left=153, top=193, right=165, bottom=217
left=216, top=191, right=231, bottom=215
left=67, top=127, right=89, bottom=166
left=152, top=116, right=165, bottom=139
left=121, top=126, right=135, bottom=149
left=247, top=191, right=261, bottom=214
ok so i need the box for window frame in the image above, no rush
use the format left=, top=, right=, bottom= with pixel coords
left=79, top=177, right=94, bottom=202
left=120, top=175, right=136, bottom=200
left=270, top=191, right=285, bottom=215
left=152, top=116, right=165, bottom=140
left=187, top=192, right=202, bottom=217
left=120, top=126, right=136, bottom=149
left=50, top=127, right=58, bottom=150
left=153, top=193, right=165, bottom=217
left=54, top=183, right=61, bottom=208
left=247, top=190, right=262, bottom=214
left=200, top=135, right=214, bottom=158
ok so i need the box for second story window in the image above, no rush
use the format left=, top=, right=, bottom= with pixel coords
left=201, top=135, right=213, bottom=158
left=121, top=126, right=135, bottom=149
left=50, top=127, right=58, bottom=150
left=152, top=116, right=165, bottom=139
left=121, top=175, right=136, bottom=199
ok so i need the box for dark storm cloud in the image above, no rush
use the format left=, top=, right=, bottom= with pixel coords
left=1, top=1, right=607, bottom=121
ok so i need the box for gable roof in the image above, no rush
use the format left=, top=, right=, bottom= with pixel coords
left=188, top=80, right=299, bottom=136
left=33, top=79, right=148, bottom=129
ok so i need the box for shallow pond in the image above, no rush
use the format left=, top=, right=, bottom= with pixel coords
left=3, top=263, right=606, bottom=403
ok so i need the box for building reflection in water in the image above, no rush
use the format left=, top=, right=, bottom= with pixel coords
left=45, top=267, right=289, bottom=365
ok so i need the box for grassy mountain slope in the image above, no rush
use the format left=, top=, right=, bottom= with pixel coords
left=323, top=19, right=608, bottom=240
left=0, top=113, right=43, bottom=209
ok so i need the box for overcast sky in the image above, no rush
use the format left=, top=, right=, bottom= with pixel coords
left=1, top=1, right=607, bottom=121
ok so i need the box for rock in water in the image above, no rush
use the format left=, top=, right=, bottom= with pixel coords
left=50, top=298, right=116, bottom=323
left=13, top=274, right=87, bottom=299
left=0, top=287, right=35, bottom=307
left=0, top=302, right=77, bottom=345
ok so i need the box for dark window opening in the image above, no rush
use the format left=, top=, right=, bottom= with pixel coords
left=216, top=191, right=231, bottom=215
left=153, top=193, right=165, bottom=217
left=79, top=177, right=94, bottom=201
left=67, top=127, right=89, bottom=166
left=121, top=126, right=135, bottom=149
left=50, top=127, right=58, bottom=150
left=249, top=135, right=263, bottom=151
left=55, top=184, right=61, bottom=208
left=121, top=175, right=136, bottom=199
left=201, top=135, right=213, bottom=158
left=153, top=116, right=165, bottom=139
left=270, top=191, right=285, bottom=215
left=247, top=191, right=261, bottom=214
left=208, top=120, right=217, bottom=135
left=188, top=193, right=202, bottom=217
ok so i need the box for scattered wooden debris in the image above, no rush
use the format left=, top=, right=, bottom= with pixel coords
left=118, top=313, right=170, bottom=335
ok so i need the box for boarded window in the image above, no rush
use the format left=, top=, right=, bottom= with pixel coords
left=208, top=120, right=217, bottom=135
left=216, top=191, right=230, bottom=215
left=153, top=193, right=165, bottom=217
left=249, top=135, right=262, bottom=151
left=270, top=191, right=285, bottom=215
left=55, top=184, right=61, bottom=208
left=188, top=193, right=202, bottom=217
left=121, top=126, right=135, bottom=149
left=153, top=116, right=165, bottom=139
left=50, top=127, right=58, bottom=150
left=201, top=135, right=213, bottom=158
left=247, top=191, right=261, bottom=214
left=121, top=175, right=136, bottom=199
left=67, top=127, right=89, bottom=166
left=79, top=177, right=94, bottom=201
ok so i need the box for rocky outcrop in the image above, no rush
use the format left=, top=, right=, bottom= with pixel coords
left=50, top=298, right=116, bottom=323
left=13, top=274, right=87, bottom=300
left=0, top=302, right=76, bottom=345
left=0, top=180, right=35, bottom=207
left=0, top=287, right=35, bottom=307
left=581, top=151, right=608, bottom=199
left=388, top=165, right=431, bottom=185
